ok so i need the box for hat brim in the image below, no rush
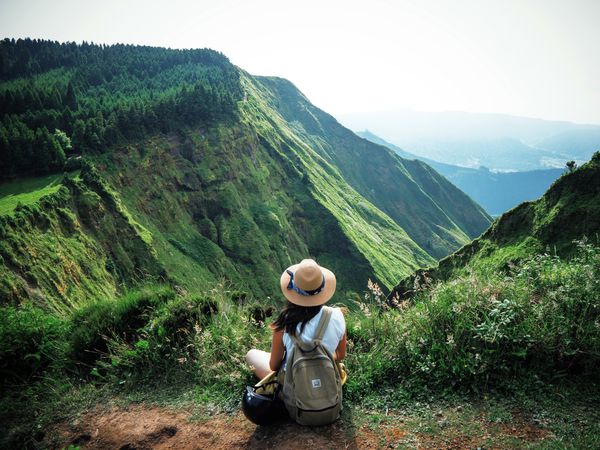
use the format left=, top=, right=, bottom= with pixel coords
left=280, top=263, right=336, bottom=306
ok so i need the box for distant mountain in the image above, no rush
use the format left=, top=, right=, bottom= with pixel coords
left=534, top=128, right=600, bottom=160
left=340, top=110, right=600, bottom=171
left=358, top=131, right=565, bottom=216
left=391, top=151, right=600, bottom=299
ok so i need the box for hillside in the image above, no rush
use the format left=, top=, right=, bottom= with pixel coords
left=258, top=77, right=491, bottom=258
left=359, top=131, right=565, bottom=216
left=0, top=39, right=491, bottom=310
left=1, top=39, right=599, bottom=450
left=391, top=152, right=600, bottom=299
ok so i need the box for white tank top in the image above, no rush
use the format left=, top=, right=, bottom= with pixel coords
left=282, top=307, right=346, bottom=367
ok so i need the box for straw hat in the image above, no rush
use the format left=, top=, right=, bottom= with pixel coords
left=280, top=259, right=336, bottom=306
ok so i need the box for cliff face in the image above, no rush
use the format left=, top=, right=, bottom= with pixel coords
left=256, top=76, right=491, bottom=259
left=0, top=167, right=163, bottom=314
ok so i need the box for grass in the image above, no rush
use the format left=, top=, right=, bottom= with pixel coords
left=0, top=166, right=162, bottom=313
left=0, top=173, right=66, bottom=216
left=2, top=241, right=599, bottom=447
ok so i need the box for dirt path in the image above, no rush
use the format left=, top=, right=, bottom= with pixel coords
left=50, top=404, right=550, bottom=449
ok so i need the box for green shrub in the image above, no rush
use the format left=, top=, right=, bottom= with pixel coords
left=70, top=285, right=176, bottom=365
left=0, top=304, right=69, bottom=384
left=345, top=240, right=600, bottom=397
left=101, top=284, right=271, bottom=391
left=150, top=294, right=218, bottom=346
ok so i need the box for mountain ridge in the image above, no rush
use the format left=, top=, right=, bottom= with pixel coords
left=257, top=76, right=491, bottom=258
left=0, top=39, right=491, bottom=310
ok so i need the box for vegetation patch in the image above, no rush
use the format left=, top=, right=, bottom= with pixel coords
left=2, top=242, right=599, bottom=447
left=0, top=173, right=68, bottom=216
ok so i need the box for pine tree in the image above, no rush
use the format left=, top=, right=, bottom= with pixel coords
left=65, top=81, right=78, bottom=110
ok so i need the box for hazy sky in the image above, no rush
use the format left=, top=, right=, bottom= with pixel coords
left=1, top=0, right=599, bottom=124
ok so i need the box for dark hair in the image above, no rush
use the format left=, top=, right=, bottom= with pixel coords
left=271, top=301, right=322, bottom=336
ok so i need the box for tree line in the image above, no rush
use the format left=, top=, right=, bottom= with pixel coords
left=0, top=38, right=242, bottom=179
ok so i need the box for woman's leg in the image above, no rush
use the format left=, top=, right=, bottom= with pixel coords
left=245, top=349, right=272, bottom=380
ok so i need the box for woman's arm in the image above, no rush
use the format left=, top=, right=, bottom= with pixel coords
left=334, top=331, right=347, bottom=361
left=269, top=330, right=285, bottom=371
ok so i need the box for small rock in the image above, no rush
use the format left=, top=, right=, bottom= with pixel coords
left=456, top=405, right=463, bottom=412
left=438, top=419, right=449, bottom=428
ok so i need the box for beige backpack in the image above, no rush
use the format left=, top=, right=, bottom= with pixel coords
left=279, top=306, right=343, bottom=426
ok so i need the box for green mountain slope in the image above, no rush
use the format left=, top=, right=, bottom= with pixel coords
left=0, top=39, right=490, bottom=310
left=257, top=77, right=491, bottom=259
left=0, top=167, right=163, bottom=314
left=391, top=152, right=600, bottom=298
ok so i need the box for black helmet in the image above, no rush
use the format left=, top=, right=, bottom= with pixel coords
left=242, top=385, right=288, bottom=426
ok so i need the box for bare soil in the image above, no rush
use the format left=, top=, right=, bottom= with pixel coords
left=49, top=404, right=550, bottom=449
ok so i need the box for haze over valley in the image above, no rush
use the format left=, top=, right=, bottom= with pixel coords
left=340, top=109, right=600, bottom=171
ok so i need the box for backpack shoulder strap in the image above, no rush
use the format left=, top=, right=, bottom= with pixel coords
left=288, top=306, right=333, bottom=351
left=313, top=306, right=333, bottom=346
left=289, top=332, right=312, bottom=352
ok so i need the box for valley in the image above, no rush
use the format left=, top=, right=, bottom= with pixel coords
left=358, top=130, right=566, bottom=216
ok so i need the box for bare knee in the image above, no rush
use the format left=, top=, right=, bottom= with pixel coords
left=245, top=349, right=258, bottom=365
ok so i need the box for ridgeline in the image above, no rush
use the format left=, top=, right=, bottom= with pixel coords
left=1, top=39, right=599, bottom=448
left=0, top=38, right=490, bottom=310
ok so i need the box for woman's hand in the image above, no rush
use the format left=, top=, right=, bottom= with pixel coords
left=269, top=330, right=285, bottom=371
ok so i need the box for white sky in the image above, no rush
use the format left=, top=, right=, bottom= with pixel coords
left=1, top=0, right=599, bottom=124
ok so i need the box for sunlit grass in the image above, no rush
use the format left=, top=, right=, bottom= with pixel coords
left=0, top=173, right=64, bottom=216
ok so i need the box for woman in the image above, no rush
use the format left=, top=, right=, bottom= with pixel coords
left=245, top=258, right=347, bottom=380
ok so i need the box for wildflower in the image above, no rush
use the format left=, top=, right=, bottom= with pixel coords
left=367, top=279, right=383, bottom=298
left=358, top=302, right=371, bottom=317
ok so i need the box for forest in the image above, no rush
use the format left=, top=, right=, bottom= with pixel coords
left=0, top=38, right=242, bottom=178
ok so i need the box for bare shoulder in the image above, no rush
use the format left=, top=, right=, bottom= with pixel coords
left=272, top=329, right=284, bottom=338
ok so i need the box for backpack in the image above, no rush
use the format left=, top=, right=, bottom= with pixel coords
left=279, top=306, right=343, bottom=426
